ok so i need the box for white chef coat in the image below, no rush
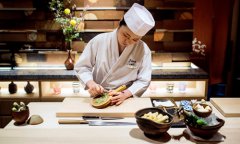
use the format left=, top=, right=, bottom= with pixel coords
left=74, top=29, right=152, bottom=97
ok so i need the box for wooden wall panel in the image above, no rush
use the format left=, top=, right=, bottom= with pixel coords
left=80, top=11, right=124, bottom=20
left=0, top=0, right=194, bottom=54
left=174, top=32, right=193, bottom=41
left=35, top=21, right=60, bottom=31
left=82, top=0, right=143, bottom=7
left=144, top=0, right=194, bottom=8
left=154, top=32, right=174, bottom=42
left=84, top=0, right=115, bottom=7
left=0, top=20, right=36, bottom=29
left=0, top=33, right=46, bottom=42
left=163, top=41, right=192, bottom=52
left=154, top=31, right=192, bottom=42
left=142, top=34, right=161, bottom=51
left=0, top=11, right=45, bottom=20
left=161, top=20, right=193, bottom=29
left=0, top=0, right=33, bottom=8
left=85, top=21, right=119, bottom=29
left=155, top=20, right=193, bottom=30
left=35, top=42, right=62, bottom=49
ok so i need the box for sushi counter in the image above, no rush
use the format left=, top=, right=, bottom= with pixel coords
left=1, top=98, right=240, bottom=144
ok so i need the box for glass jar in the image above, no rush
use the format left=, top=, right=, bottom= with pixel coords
left=72, top=82, right=80, bottom=94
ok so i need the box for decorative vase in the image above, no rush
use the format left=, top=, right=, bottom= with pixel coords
left=8, top=81, right=17, bottom=94
left=12, top=106, right=29, bottom=125
left=24, top=81, right=34, bottom=94
left=65, top=49, right=74, bottom=70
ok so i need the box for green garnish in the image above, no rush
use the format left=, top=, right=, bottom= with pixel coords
left=197, top=118, right=208, bottom=126
left=184, top=111, right=208, bottom=126
left=94, top=93, right=109, bottom=104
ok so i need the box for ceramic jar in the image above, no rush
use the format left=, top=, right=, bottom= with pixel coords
left=24, top=81, right=34, bottom=94
left=8, top=81, right=17, bottom=94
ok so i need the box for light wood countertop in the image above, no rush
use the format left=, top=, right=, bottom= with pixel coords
left=1, top=98, right=240, bottom=143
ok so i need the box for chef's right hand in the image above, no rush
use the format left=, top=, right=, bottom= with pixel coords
left=86, top=80, right=104, bottom=97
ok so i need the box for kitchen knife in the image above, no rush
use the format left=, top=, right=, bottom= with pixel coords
left=58, top=119, right=136, bottom=126
left=82, top=116, right=124, bottom=120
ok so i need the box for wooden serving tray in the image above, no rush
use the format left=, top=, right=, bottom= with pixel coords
left=210, top=98, right=240, bottom=117
left=56, top=98, right=152, bottom=117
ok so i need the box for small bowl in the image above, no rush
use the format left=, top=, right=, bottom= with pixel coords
left=135, top=107, right=173, bottom=136
left=12, top=106, right=29, bottom=125
left=186, top=118, right=225, bottom=138
left=193, top=103, right=212, bottom=118
left=91, top=95, right=112, bottom=109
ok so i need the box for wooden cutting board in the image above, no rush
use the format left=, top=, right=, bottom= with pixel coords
left=210, top=98, right=240, bottom=117
left=56, top=98, right=152, bottom=117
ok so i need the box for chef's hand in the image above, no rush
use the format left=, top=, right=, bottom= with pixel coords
left=86, top=80, right=104, bottom=97
left=109, top=90, right=132, bottom=106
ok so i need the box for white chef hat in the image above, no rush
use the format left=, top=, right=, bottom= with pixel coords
left=124, top=3, right=155, bottom=36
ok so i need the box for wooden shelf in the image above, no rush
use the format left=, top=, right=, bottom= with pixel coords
left=0, top=8, right=36, bottom=11
left=142, top=80, right=207, bottom=99
left=154, top=7, right=194, bottom=10
left=41, top=88, right=90, bottom=98
left=0, top=30, right=37, bottom=33
left=0, top=81, right=39, bottom=98
left=81, top=29, right=114, bottom=32
left=39, top=80, right=207, bottom=100
left=76, top=7, right=194, bottom=11
left=41, top=81, right=89, bottom=98
left=155, top=29, right=193, bottom=32
left=76, top=7, right=129, bottom=10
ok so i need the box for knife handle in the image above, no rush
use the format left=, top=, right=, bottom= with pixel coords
left=58, top=119, right=89, bottom=124
left=114, top=85, right=127, bottom=92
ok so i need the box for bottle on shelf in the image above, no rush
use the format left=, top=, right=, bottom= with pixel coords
left=8, top=81, right=17, bottom=94
left=24, top=81, right=34, bottom=94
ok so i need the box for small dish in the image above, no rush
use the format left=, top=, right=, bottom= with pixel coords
left=193, top=103, right=212, bottom=118
left=91, top=94, right=111, bottom=109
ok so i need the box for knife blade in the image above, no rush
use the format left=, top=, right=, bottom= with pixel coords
left=82, top=116, right=124, bottom=120
left=88, top=121, right=136, bottom=126
left=58, top=119, right=136, bottom=126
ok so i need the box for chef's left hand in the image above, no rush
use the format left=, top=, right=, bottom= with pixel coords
left=109, top=90, right=132, bottom=106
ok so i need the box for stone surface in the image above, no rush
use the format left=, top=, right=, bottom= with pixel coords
left=0, top=68, right=208, bottom=80
left=27, top=115, right=43, bottom=125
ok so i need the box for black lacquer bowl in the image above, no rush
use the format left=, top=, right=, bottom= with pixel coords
left=135, top=107, right=173, bottom=136
left=186, top=118, right=225, bottom=138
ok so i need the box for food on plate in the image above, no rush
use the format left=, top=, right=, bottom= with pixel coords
left=183, top=110, right=208, bottom=126
left=194, top=103, right=212, bottom=112
left=141, top=112, right=169, bottom=123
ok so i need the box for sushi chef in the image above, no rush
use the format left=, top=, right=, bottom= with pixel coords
left=75, top=3, right=155, bottom=105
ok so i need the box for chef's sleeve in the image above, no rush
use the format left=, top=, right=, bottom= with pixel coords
left=74, top=39, right=97, bottom=89
left=127, top=50, right=152, bottom=97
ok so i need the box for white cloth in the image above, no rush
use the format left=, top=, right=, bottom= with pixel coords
left=74, top=29, right=152, bottom=97
left=124, top=3, right=155, bottom=36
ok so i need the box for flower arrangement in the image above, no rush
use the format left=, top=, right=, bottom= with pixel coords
left=190, top=38, right=207, bottom=69
left=49, top=0, right=85, bottom=49
left=192, top=38, right=206, bottom=56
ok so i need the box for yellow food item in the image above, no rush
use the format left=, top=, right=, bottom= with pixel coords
left=141, top=112, right=169, bottom=123
left=194, top=104, right=211, bottom=112
left=114, top=85, right=127, bottom=92
left=205, top=106, right=211, bottom=111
